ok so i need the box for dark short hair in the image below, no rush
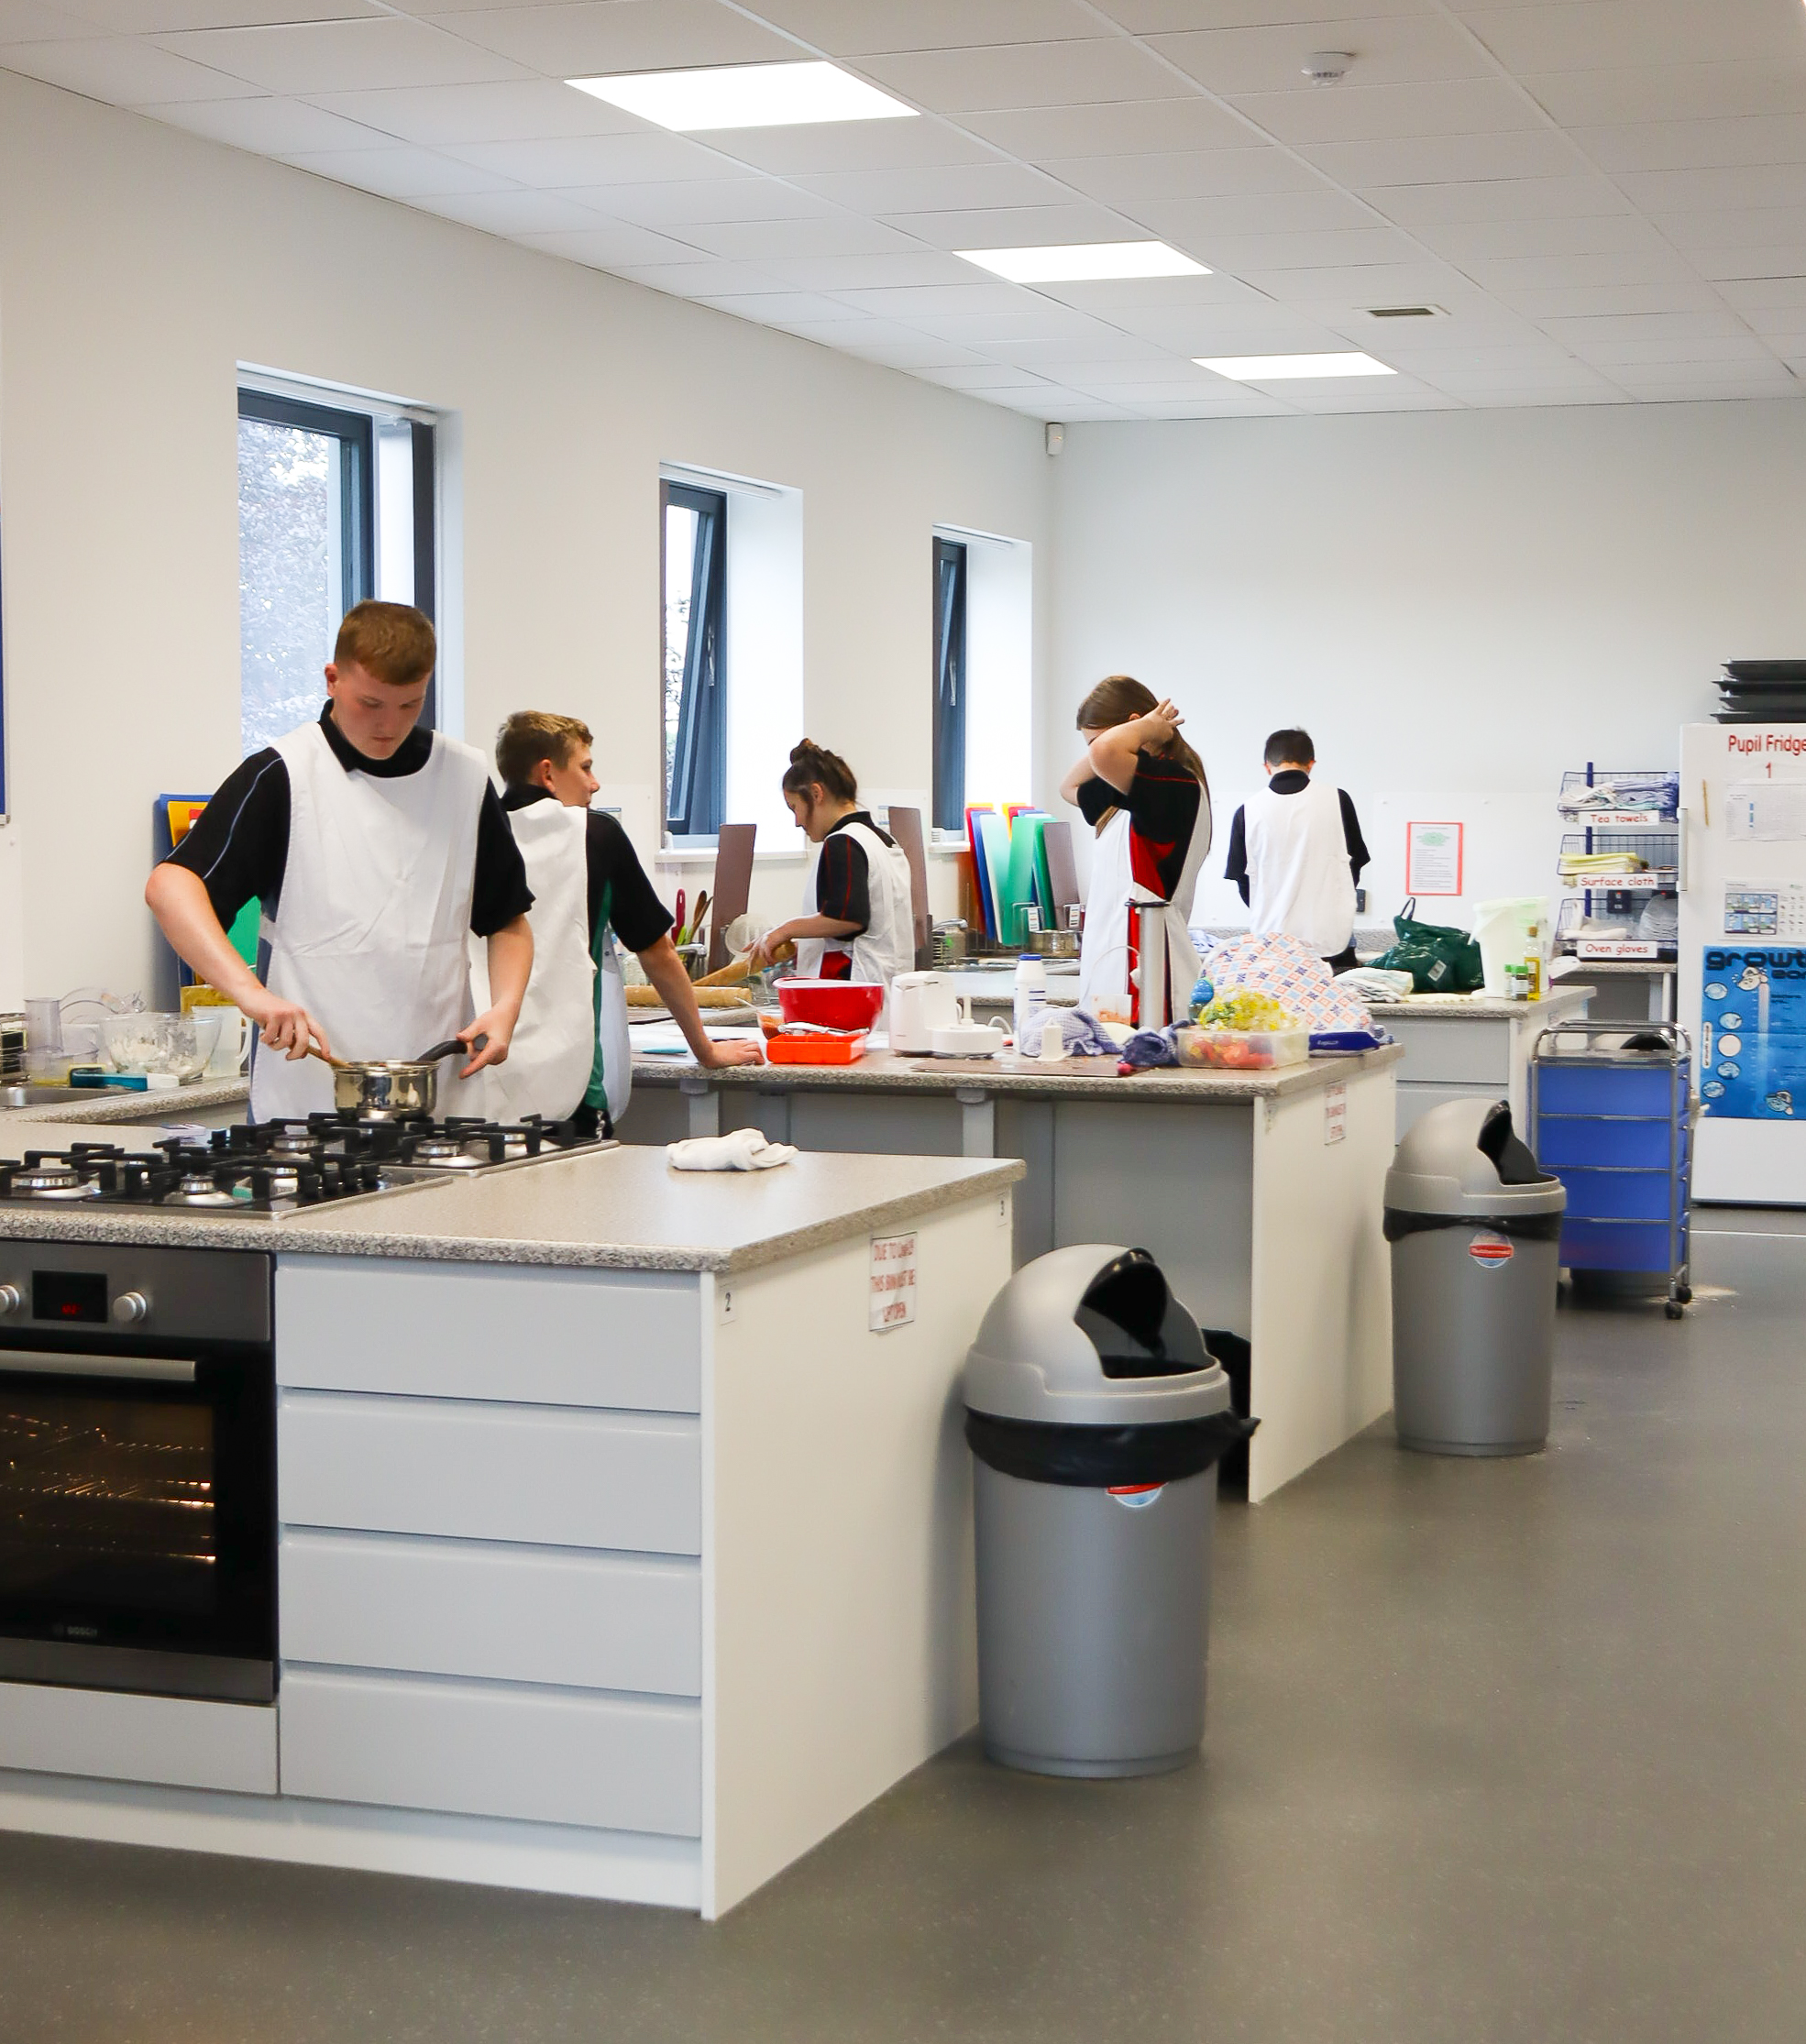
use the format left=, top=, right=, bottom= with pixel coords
left=1264, top=728, right=1315, bottom=767
left=495, top=711, right=592, bottom=786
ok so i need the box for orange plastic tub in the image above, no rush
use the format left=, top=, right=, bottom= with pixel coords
left=763, top=1031, right=867, bottom=1065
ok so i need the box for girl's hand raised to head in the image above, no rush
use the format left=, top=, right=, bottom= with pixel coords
left=1140, top=699, right=1184, bottom=747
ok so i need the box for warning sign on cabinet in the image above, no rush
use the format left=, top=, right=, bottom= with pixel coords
left=869, top=1232, right=918, bottom=1333
left=1323, top=1082, right=1347, bottom=1145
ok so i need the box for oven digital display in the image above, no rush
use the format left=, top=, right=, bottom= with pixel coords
left=31, top=1271, right=108, bottom=1324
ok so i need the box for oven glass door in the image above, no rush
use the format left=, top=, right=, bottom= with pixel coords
left=0, top=1339, right=275, bottom=1700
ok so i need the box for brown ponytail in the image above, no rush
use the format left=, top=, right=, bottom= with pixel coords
left=782, top=739, right=858, bottom=805
left=1075, top=675, right=1209, bottom=799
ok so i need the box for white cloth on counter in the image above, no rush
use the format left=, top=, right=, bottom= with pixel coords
left=666, top=1129, right=798, bottom=1171
left=1336, top=966, right=1415, bottom=1003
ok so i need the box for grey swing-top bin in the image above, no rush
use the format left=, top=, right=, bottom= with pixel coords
left=963, top=1245, right=1255, bottom=1780
left=1385, top=1098, right=1567, bottom=1456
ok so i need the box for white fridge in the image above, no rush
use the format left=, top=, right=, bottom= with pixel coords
left=1679, top=721, right=1806, bottom=1204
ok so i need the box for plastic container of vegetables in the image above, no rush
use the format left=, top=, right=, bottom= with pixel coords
left=1173, top=1027, right=1310, bottom=1071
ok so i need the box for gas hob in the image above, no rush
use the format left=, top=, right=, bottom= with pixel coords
left=0, top=1114, right=609, bottom=1214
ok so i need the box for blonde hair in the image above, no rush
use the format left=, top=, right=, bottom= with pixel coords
left=495, top=711, right=593, bottom=786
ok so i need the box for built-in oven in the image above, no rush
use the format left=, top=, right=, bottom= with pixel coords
left=0, top=1244, right=275, bottom=1703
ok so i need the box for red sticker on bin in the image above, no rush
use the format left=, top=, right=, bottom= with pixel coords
left=1469, top=1230, right=1514, bottom=1267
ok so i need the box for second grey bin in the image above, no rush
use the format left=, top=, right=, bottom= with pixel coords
left=964, top=1245, right=1254, bottom=1779
left=1385, top=1099, right=1567, bottom=1456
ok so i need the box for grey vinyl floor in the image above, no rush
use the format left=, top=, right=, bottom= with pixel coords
left=3, top=1221, right=1802, bottom=2044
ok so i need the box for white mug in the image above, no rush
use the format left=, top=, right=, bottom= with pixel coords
left=203, top=1006, right=248, bottom=1077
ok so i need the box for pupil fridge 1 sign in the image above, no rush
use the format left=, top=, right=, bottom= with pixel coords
left=1698, top=946, right=1806, bottom=1121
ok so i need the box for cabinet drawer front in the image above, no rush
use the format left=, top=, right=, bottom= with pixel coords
left=281, top=1530, right=701, bottom=1697
left=280, top=1393, right=701, bottom=1555
left=276, top=1258, right=700, bottom=1412
left=279, top=1667, right=700, bottom=1837
left=0, top=1681, right=276, bottom=1795
left=1389, top=1018, right=1510, bottom=1084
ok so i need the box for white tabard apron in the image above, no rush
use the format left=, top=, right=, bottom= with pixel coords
left=473, top=798, right=596, bottom=1126
left=251, top=722, right=489, bottom=1122
left=1244, top=775, right=1358, bottom=958
left=1077, top=797, right=1210, bottom=1027
left=793, top=819, right=916, bottom=1004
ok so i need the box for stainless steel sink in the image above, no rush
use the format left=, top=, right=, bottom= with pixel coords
left=0, top=1084, right=93, bottom=1109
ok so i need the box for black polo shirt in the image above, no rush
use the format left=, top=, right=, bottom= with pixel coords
left=165, top=705, right=533, bottom=936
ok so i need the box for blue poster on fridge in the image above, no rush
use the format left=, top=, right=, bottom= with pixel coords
left=1698, top=946, right=1806, bottom=1120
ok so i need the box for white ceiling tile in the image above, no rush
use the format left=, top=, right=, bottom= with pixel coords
left=1300, top=126, right=1580, bottom=186
left=0, top=2, right=106, bottom=43
left=512, top=221, right=722, bottom=266
left=1456, top=387, right=1628, bottom=405
left=1487, top=280, right=1727, bottom=320
left=900, top=304, right=1140, bottom=345
left=302, top=80, right=642, bottom=144
left=72, top=0, right=374, bottom=27
left=1692, top=246, right=1806, bottom=282
left=787, top=160, right=1064, bottom=213
left=1616, top=163, right=1806, bottom=215
left=823, top=280, right=1055, bottom=320
left=1568, top=334, right=1780, bottom=368
left=915, top=363, right=1061, bottom=389
left=1103, top=309, right=1348, bottom=352
left=1372, top=172, right=1634, bottom=224
left=1180, top=226, right=1420, bottom=272
left=279, top=141, right=515, bottom=194
left=1149, top=15, right=1486, bottom=97
left=422, top=1, right=797, bottom=76
left=1459, top=247, right=1703, bottom=292
left=592, top=178, right=831, bottom=228
left=1569, top=115, right=1806, bottom=175
left=688, top=291, right=870, bottom=326
left=1549, top=313, right=1760, bottom=354
left=1231, top=78, right=1544, bottom=148
left=856, top=38, right=1190, bottom=114
left=962, top=96, right=1259, bottom=158
left=2, top=30, right=252, bottom=98
left=674, top=214, right=920, bottom=260
left=878, top=202, right=1131, bottom=250
left=576, top=255, right=783, bottom=291
left=1044, top=146, right=1327, bottom=204
left=699, top=114, right=995, bottom=175
left=1459, top=4, right=1800, bottom=74
left=156, top=19, right=530, bottom=93
left=1653, top=206, right=1806, bottom=252
left=1605, top=361, right=1798, bottom=394
left=986, top=333, right=1172, bottom=367
left=1520, top=63, right=1806, bottom=128
left=139, top=91, right=398, bottom=151
left=1096, top=0, right=1439, bottom=28
left=1716, top=277, right=1806, bottom=313
left=1250, top=261, right=1476, bottom=302
left=1030, top=270, right=1266, bottom=311
left=742, top=0, right=1100, bottom=55
left=756, top=249, right=980, bottom=290
left=1406, top=211, right=1668, bottom=260
left=1129, top=188, right=1381, bottom=242
left=438, top=128, right=729, bottom=183
left=413, top=184, right=604, bottom=232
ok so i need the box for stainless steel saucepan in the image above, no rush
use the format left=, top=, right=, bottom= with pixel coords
left=305, top=1036, right=482, bottom=1120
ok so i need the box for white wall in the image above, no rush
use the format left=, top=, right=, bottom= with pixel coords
left=0, top=70, right=1049, bottom=999
left=1045, top=402, right=1806, bottom=930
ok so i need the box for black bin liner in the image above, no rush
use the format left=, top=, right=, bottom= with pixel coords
left=965, top=1407, right=1257, bottom=1489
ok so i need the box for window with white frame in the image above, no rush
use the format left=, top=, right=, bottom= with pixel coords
left=237, top=379, right=439, bottom=757
left=659, top=465, right=802, bottom=847
left=931, top=526, right=1032, bottom=833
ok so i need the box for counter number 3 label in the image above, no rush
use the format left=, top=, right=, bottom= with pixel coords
left=870, top=1232, right=918, bottom=1334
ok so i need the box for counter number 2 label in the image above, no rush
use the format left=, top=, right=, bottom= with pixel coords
left=869, top=1231, right=918, bottom=1334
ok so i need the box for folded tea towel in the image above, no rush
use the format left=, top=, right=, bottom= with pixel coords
left=667, top=1129, right=798, bottom=1171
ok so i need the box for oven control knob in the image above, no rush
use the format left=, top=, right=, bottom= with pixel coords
left=0, top=1285, right=20, bottom=1316
left=111, top=1291, right=150, bottom=1325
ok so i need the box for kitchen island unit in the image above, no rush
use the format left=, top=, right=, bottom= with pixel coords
left=620, top=1045, right=1403, bottom=1503
left=0, top=1137, right=1019, bottom=1919
left=1366, top=984, right=1591, bottom=1137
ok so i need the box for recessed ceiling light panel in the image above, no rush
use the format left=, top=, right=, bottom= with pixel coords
left=567, top=60, right=917, bottom=131
left=1194, top=351, right=1395, bottom=380
left=956, top=241, right=1207, bottom=283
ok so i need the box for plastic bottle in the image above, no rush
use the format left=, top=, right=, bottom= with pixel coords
left=1014, top=955, right=1047, bottom=1052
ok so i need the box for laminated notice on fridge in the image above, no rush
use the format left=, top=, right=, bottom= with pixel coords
left=1723, top=884, right=1806, bottom=940
left=1698, top=945, right=1806, bottom=1121
left=1727, top=782, right=1806, bottom=842
left=869, top=1231, right=918, bottom=1333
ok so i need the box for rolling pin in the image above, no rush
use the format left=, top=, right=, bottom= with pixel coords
left=696, top=939, right=793, bottom=987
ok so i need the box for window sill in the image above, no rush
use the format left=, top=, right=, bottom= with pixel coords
left=655, top=845, right=809, bottom=865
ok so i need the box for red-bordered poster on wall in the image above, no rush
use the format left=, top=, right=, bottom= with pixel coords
left=1405, top=820, right=1464, bottom=896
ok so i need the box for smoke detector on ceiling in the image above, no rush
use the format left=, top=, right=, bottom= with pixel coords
left=1302, top=49, right=1354, bottom=84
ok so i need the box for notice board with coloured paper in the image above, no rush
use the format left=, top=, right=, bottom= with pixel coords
left=1698, top=945, right=1806, bottom=1121
left=1405, top=821, right=1463, bottom=897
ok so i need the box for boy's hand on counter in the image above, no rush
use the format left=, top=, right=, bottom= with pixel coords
left=698, top=1038, right=765, bottom=1069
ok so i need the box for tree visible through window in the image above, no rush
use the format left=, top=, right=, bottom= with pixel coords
left=932, top=535, right=968, bottom=833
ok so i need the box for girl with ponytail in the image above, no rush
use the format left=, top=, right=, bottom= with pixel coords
left=750, top=742, right=916, bottom=1000
left=1057, top=676, right=1213, bottom=1025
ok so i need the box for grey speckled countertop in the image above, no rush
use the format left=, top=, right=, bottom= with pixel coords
left=0, top=1135, right=1023, bottom=1273
left=1366, top=986, right=1592, bottom=1021
left=0, top=1078, right=250, bottom=1124
left=635, top=1041, right=1402, bottom=1101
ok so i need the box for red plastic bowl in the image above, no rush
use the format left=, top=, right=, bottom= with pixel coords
left=777, top=979, right=886, bottom=1030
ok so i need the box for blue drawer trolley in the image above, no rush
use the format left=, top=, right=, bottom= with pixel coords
left=1529, top=1020, right=1694, bottom=1319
